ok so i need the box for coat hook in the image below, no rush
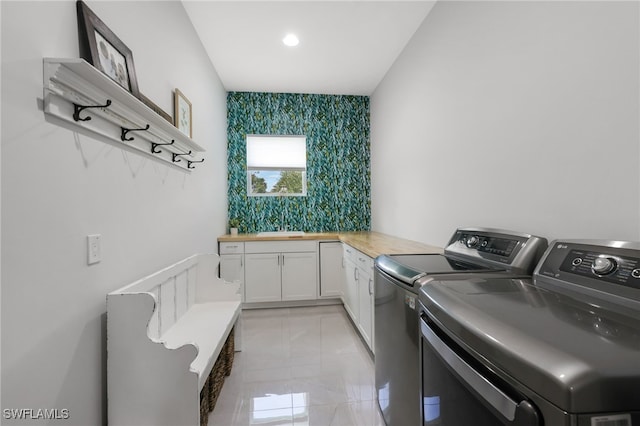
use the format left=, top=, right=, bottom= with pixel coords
left=187, top=159, right=205, bottom=169
left=73, top=99, right=112, bottom=122
left=150, top=140, right=175, bottom=154
left=120, top=124, right=150, bottom=142
left=172, top=151, right=192, bottom=163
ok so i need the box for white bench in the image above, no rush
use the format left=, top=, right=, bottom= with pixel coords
left=107, top=253, right=241, bottom=426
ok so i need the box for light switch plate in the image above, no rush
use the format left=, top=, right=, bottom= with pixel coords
left=87, top=234, right=101, bottom=265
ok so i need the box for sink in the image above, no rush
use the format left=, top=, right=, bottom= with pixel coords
left=257, top=231, right=306, bottom=237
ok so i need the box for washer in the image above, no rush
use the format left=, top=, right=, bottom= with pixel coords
left=374, top=227, right=547, bottom=426
left=418, top=240, right=640, bottom=425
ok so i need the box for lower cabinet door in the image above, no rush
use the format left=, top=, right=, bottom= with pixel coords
left=282, top=252, right=317, bottom=301
left=343, top=258, right=359, bottom=322
left=319, top=242, right=344, bottom=298
left=245, top=253, right=281, bottom=302
left=357, top=268, right=374, bottom=350
left=219, top=254, right=245, bottom=301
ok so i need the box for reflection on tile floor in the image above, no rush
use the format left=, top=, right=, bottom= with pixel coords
left=208, top=305, right=385, bottom=426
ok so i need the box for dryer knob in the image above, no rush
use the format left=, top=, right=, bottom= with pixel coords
left=592, top=257, right=617, bottom=276
left=466, top=235, right=480, bottom=248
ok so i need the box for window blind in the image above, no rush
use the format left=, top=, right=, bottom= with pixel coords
left=246, top=135, right=306, bottom=170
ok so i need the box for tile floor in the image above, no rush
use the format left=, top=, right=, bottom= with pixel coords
left=208, top=305, right=385, bottom=426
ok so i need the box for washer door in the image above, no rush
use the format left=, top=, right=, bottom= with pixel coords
left=420, top=312, right=542, bottom=426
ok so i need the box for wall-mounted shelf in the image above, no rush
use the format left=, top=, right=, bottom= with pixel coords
left=43, top=58, right=205, bottom=172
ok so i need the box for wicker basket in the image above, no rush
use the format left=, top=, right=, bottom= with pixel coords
left=199, top=377, right=210, bottom=426
left=223, top=328, right=235, bottom=376
left=207, top=353, right=226, bottom=409
left=201, top=328, right=237, bottom=419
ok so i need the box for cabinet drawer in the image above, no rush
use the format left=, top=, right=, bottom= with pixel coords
left=245, top=240, right=317, bottom=254
left=356, top=251, right=374, bottom=271
left=220, top=242, right=244, bottom=254
left=343, top=244, right=358, bottom=262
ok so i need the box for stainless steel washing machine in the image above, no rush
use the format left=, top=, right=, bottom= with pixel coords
left=418, top=240, right=640, bottom=425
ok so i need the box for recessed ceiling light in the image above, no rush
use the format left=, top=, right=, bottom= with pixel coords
left=282, top=33, right=299, bottom=47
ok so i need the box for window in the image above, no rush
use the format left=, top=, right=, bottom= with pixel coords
left=246, top=135, right=307, bottom=196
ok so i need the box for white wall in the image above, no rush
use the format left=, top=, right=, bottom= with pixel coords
left=1, top=1, right=228, bottom=424
left=371, top=1, right=639, bottom=247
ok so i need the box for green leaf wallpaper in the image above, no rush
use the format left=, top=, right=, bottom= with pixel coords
left=227, top=92, right=370, bottom=233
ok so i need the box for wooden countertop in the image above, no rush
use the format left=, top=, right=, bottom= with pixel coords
left=218, top=231, right=442, bottom=258
left=338, top=232, right=442, bottom=258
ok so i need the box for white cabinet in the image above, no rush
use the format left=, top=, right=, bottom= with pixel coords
left=356, top=255, right=374, bottom=349
left=343, top=252, right=358, bottom=320
left=245, top=253, right=281, bottom=302
left=219, top=242, right=245, bottom=301
left=244, top=241, right=318, bottom=303
left=343, top=244, right=374, bottom=352
left=281, top=252, right=318, bottom=301
left=319, top=241, right=344, bottom=298
left=220, top=255, right=244, bottom=285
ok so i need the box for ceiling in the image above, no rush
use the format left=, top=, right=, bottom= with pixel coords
left=182, top=1, right=436, bottom=96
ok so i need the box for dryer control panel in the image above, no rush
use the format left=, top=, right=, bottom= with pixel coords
left=445, top=228, right=548, bottom=274
left=457, top=232, right=519, bottom=258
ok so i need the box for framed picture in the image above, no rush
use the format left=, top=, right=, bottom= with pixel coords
left=139, top=93, right=172, bottom=124
left=76, top=0, right=140, bottom=98
left=174, top=89, right=192, bottom=138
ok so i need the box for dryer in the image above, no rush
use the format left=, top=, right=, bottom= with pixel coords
left=374, top=227, right=547, bottom=426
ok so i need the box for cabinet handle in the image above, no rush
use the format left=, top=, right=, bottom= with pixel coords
left=369, top=278, right=373, bottom=295
left=282, top=254, right=285, bottom=266
left=354, top=268, right=359, bottom=281
left=241, top=257, right=243, bottom=268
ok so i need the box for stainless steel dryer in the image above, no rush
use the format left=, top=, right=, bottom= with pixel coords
left=418, top=240, right=640, bottom=425
left=374, top=227, right=547, bottom=426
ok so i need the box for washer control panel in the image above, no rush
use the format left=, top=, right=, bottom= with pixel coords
left=537, top=242, right=640, bottom=296
left=559, top=249, right=640, bottom=288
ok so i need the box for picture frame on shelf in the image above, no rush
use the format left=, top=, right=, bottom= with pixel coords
left=139, top=93, right=173, bottom=124
left=174, top=89, right=192, bottom=138
left=76, top=0, right=140, bottom=98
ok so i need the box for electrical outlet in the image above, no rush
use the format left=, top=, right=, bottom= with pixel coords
left=87, top=234, right=101, bottom=265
